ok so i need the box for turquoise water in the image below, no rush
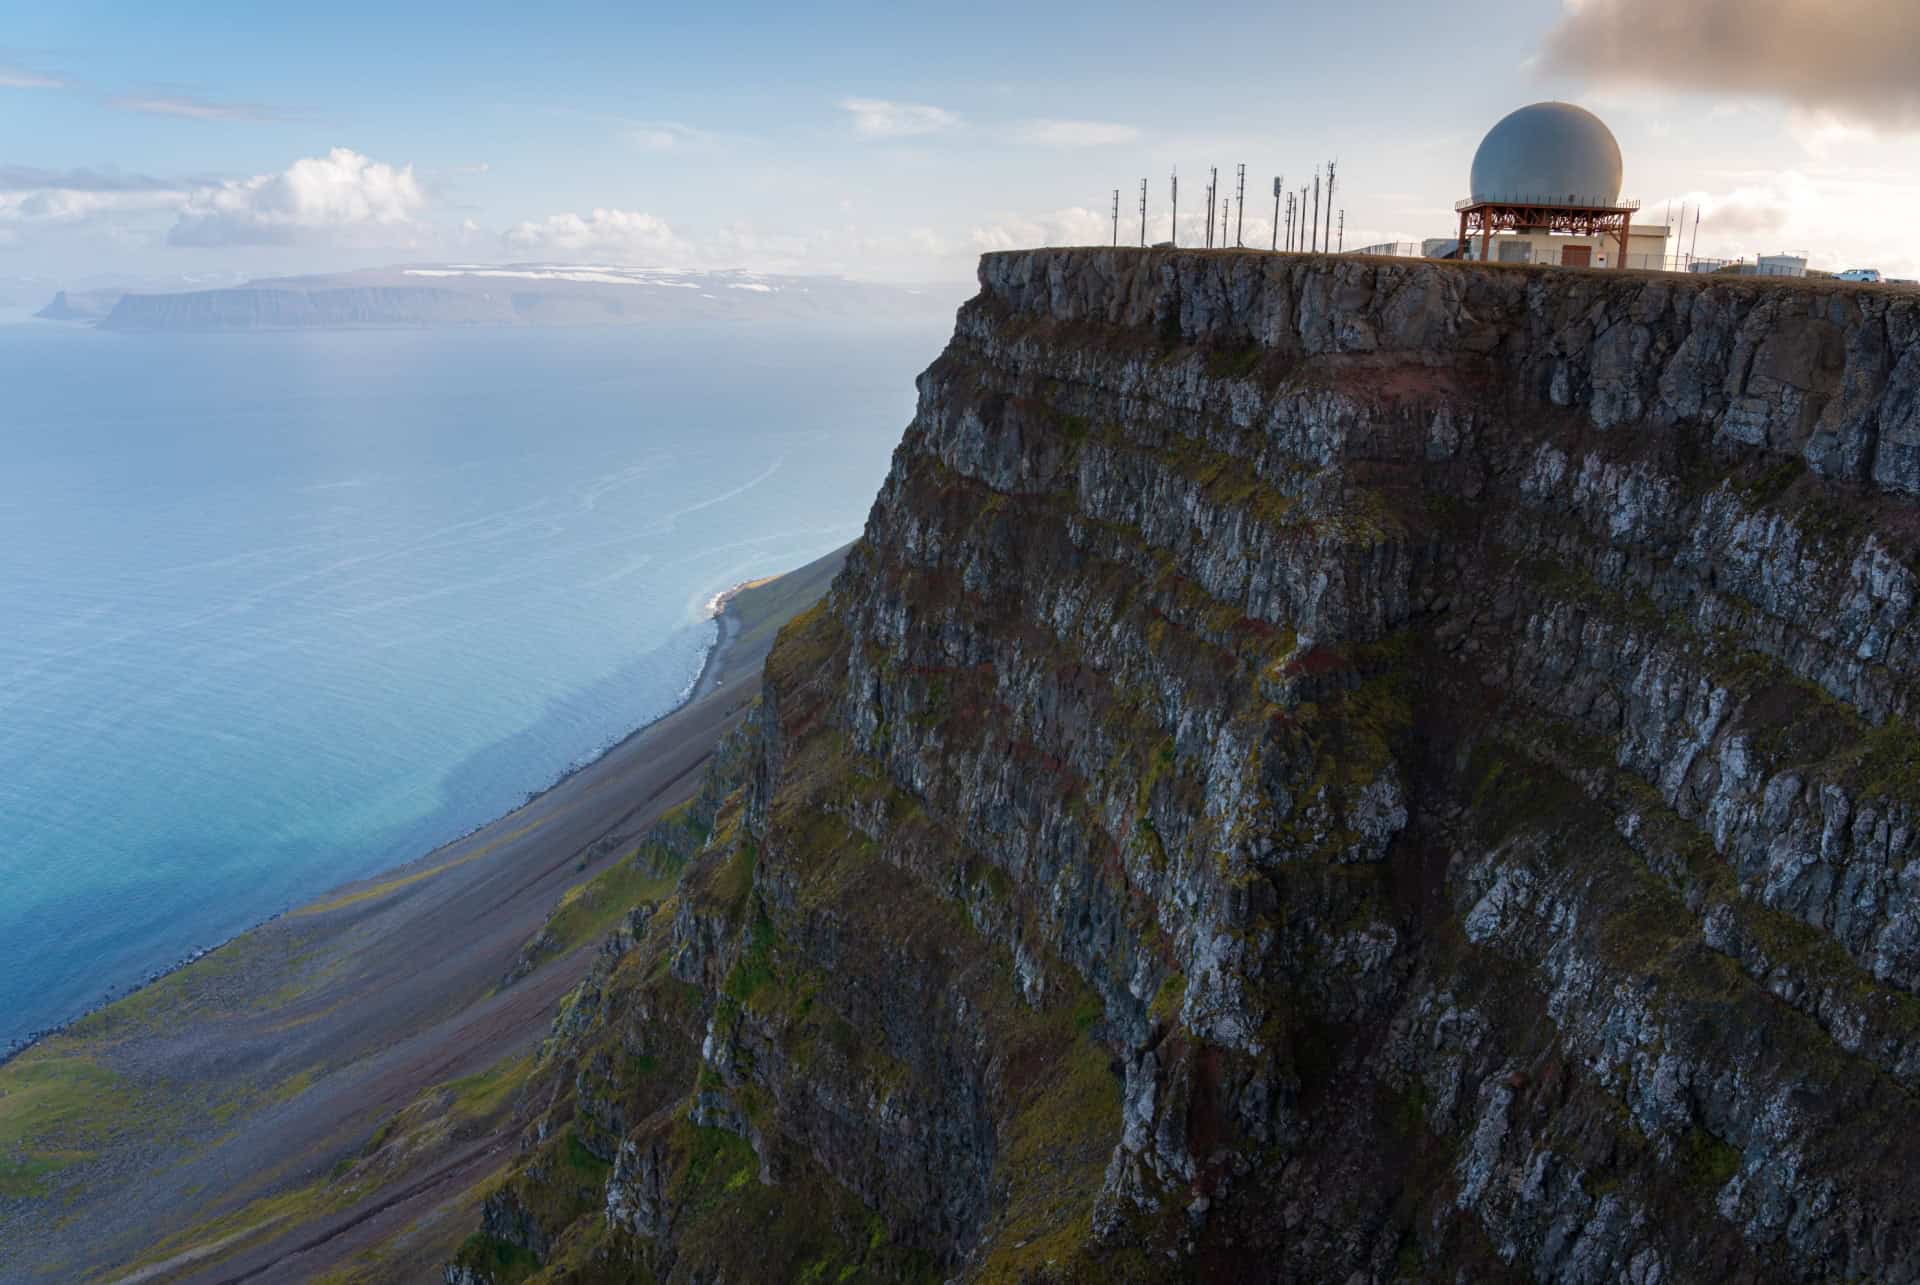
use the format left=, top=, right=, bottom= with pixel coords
left=0, top=319, right=939, bottom=1051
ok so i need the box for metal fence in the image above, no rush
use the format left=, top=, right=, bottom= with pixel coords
left=1336, top=243, right=1833, bottom=279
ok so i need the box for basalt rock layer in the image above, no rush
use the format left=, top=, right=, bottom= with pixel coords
left=451, top=250, right=1920, bottom=1283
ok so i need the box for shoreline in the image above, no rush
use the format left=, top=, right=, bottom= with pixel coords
left=0, top=575, right=767, bottom=1065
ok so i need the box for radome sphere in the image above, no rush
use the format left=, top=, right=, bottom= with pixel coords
left=1469, top=102, right=1623, bottom=208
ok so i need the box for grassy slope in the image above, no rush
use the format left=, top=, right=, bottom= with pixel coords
left=0, top=552, right=847, bottom=1282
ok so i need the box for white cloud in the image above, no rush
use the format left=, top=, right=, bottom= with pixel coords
left=1658, top=168, right=1920, bottom=276
left=111, top=94, right=274, bottom=122
left=501, top=208, right=686, bottom=262
left=969, top=207, right=1111, bottom=253
left=840, top=97, right=960, bottom=139
left=0, top=187, right=184, bottom=224
left=627, top=121, right=722, bottom=151
left=1543, top=0, right=1920, bottom=130
left=0, top=168, right=186, bottom=227
left=0, top=66, right=61, bottom=90
left=1013, top=119, right=1140, bottom=147
left=169, top=148, right=427, bottom=247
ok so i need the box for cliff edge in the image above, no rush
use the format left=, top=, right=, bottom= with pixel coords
left=450, top=250, right=1920, bottom=1283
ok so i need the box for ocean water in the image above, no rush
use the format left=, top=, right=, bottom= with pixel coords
left=0, top=318, right=944, bottom=1050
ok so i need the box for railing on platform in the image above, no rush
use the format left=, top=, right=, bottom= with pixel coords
left=1453, top=197, right=1643, bottom=212
left=1331, top=244, right=1834, bottom=279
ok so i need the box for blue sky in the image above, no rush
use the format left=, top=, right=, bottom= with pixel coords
left=3, top=0, right=1916, bottom=283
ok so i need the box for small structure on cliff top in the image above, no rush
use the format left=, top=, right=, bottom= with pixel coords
left=1452, top=102, right=1670, bottom=271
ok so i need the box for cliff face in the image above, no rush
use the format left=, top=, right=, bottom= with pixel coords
left=453, top=251, right=1920, bottom=1283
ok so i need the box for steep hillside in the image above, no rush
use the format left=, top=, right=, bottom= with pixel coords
left=451, top=249, right=1920, bottom=1283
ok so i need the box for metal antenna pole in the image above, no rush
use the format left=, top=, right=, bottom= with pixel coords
left=1207, top=167, right=1217, bottom=249
left=1170, top=170, right=1178, bottom=248
left=1271, top=175, right=1281, bottom=251
left=1338, top=208, right=1345, bottom=252
left=1236, top=163, right=1246, bottom=248
left=1324, top=159, right=1337, bottom=253
left=1301, top=186, right=1309, bottom=250
left=1311, top=171, right=1320, bottom=253
left=1139, top=178, right=1148, bottom=247
left=1112, top=189, right=1119, bottom=247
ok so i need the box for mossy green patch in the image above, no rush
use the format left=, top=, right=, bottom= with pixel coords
left=1679, top=1125, right=1741, bottom=1193
left=723, top=906, right=778, bottom=1005
left=0, top=1046, right=147, bottom=1194
left=446, top=1053, right=534, bottom=1122
left=450, top=1232, right=541, bottom=1285
left=980, top=1023, right=1122, bottom=1282
left=512, top=858, right=680, bottom=983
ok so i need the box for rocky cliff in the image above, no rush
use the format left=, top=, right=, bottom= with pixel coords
left=449, top=250, right=1920, bottom=1283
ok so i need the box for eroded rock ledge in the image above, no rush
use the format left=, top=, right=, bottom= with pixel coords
left=450, top=251, right=1920, bottom=1284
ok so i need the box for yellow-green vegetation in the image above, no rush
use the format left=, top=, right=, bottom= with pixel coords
left=446, top=1053, right=535, bottom=1122
left=706, top=835, right=758, bottom=919
left=1678, top=1124, right=1742, bottom=1193
left=309, top=1167, right=508, bottom=1285
left=515, top=858, right=680, bottom=981
left=298, top=814, right=552, bottom=916
left=120, top=1051, right=537, bottom=1281
left=123, top=1170, right=363, bottom=1277
left=0, top=1045, right=142, bottom=1196
left=657, top=1120, right=937, bottom=1285
left=1148, top=970, right=1186, bottom=1024
left=451, top=1233, right=542, bottom=1285
left=977, top=1017, right=1126, bottom=1282
left=64, top=932, right=332, bottom=1047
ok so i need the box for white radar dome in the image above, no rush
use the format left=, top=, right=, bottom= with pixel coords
left=1469, top=102, right=1623, bottom=208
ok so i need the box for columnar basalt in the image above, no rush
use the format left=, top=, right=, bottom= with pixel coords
left=451, top=251, right=1920, bottom=1284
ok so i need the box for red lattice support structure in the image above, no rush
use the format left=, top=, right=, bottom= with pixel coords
left=1453, top=198, right=1640, bottom=269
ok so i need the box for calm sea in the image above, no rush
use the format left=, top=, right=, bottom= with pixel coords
left=0, top=317, right=943, bottom=1050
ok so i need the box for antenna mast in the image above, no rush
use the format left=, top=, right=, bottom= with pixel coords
left=1206, top=167, right=1217, bottom=249
left=1271, top=175, right=1281, bottom=251
left=1112, top=188, right=1119, bottom=247
left=1139, top=178, right=1148, bottom=247
left=1311, top=169, right=1321, bottom=253
left=1170, top=169, right=1178, bottom=248
left=1235, top=163, right=1246, bottom=248
left=1324, top=159, right=1337, bottom=253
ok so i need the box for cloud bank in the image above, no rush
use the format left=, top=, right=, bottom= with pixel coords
left=168, top=148, right=427, bottom=246
left=0, top=66, right=62, bottom=90
left=970, top=207, right=1110, bottom=253
left=0, top=166, right=185, bottom=227
left=1543, top=0, right=1920, bottom=129
left=111, top=94, right=275, bottom=122
left=840, top=97, right=960, bottom=139
left=502, top=208, right=684, bottom=260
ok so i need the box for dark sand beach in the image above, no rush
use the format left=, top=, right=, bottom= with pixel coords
left=0, top=545, right=847, bottom=1284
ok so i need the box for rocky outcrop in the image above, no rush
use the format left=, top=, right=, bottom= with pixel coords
left=35, top=288, right=123, bottom=322
left=450, top=250, right=1920, bottom=1282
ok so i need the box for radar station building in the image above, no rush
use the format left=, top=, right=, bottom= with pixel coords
left=1451, top=103, right=1670, bottom=270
